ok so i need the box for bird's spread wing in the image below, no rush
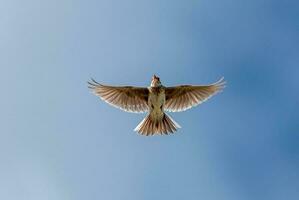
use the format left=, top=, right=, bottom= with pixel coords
left=164, top=77, right=225, bottom=112
left=88, top=79, right=149, bottom=113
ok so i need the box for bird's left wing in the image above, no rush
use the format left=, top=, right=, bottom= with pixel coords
left=88, top=79, right=149, bottom=113
left=164, top=77, right=225, bottom=112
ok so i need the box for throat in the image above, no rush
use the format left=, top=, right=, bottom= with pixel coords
left=151, top=82, right=161, bottom=87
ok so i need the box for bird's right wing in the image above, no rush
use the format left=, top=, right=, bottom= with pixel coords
left=164, top=77, right=225, bottom=112
left=88, top=79, right=149, bottom=113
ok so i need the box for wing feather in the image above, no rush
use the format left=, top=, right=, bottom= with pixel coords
left=164, top=77, right=225, bottom=112
left=88, top=79, right=149, bottom=113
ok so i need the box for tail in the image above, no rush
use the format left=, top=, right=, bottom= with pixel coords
left=134, top=113, right=181, bottom=136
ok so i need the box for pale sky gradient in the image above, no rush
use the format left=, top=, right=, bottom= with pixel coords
left=1, top=0, right=299, bottom=200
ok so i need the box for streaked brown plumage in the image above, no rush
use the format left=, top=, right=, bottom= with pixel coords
left=88, top=75, right=225, bottom=136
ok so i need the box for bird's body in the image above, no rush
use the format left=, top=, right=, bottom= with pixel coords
left=138, top=85, right=179, bottom=135
left=88, top=75, right=225, bottom=136
left=148, top=86, right=165, bottom=121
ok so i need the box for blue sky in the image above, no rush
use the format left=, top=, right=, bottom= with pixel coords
left=1, top=0, right=299, bottom=199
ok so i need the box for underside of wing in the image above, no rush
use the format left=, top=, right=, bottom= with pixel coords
left=164, top=77, right=226, bottom=112
left=88, top=79, right=149, bottom=113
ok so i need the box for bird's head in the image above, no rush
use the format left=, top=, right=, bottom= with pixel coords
left=151, top=75, right=162, bottom=87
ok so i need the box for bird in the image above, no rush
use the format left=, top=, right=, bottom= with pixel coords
left=88, top=75, right=225, bottom=136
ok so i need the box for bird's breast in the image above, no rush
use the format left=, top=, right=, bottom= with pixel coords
left=148, top=87, right=165, bottom=120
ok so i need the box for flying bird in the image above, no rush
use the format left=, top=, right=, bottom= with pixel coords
left=88, top=75, right=225, bottom=136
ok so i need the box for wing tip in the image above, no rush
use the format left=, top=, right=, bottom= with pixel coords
left=215, top=77, right=226, bottom=90
left=87, top=78, right=105, bottom=89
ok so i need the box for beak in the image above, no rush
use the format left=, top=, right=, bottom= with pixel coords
left=153, top=74, right=159, bottom=79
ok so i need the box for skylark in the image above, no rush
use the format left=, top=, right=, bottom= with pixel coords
left=88, top=75, right=225, bottom=136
